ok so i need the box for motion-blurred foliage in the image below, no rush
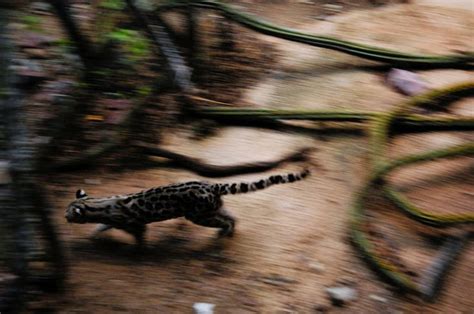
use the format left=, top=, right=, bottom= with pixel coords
left=108, top=28, right=150, bottom=60
left=99, top=0, right=126, bottom=11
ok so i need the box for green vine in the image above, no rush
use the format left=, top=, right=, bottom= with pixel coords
left=352, top=83, right=474, bottom=299
left=158, top=0, right=474, bottom=68
left=156, top=1, right=474, bottom=300
left=193, top=84, right=474, bottom=300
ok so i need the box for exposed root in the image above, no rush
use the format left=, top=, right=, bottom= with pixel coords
left=137, top=143, right=312, bottom=178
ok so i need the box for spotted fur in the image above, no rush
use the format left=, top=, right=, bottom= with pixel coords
left=65, top=169, right=310, bottom=244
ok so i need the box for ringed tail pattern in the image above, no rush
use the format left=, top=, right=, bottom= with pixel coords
left=215, top=169, right=310, bottom=195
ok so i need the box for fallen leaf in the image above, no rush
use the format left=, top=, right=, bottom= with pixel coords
left=85, top=115, right=104, bottom=122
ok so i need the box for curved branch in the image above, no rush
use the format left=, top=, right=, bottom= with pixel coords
left=137, top=143, right=312, bottom=178
left=48, top=0, right=96, bottom=68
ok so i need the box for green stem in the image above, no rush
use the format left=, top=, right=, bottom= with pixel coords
left=384, top=187, right=474, bottom=226
left=370, top=82, right=474, bottom=169
left=351, top=143, right=474, bottom=295
left=376, top=143, right=474, bottom=178
left=198, top=107, right=474, bottom=125
left=351, top=183, right=419, bottom=293
left=158, top=1, right=474, bottom=67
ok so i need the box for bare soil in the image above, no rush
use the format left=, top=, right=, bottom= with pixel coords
left=21, top=0, right=474, bottom=312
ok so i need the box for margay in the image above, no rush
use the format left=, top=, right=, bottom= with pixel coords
left=65, top=169, right=310, bottom=245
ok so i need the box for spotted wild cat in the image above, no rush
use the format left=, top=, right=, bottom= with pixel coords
left=65, top=169, right=310, bottom=245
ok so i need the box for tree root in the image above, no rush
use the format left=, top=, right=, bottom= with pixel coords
left=136, top=143, right=312, bottom=177
left=196, top=107, right=474, bottom=130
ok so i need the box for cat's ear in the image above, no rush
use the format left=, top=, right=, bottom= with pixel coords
left=76, top=189, right=87, bottom=199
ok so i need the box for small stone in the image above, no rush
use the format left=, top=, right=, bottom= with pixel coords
left=193, top=302, right=215, bottom=314
left=307, top=261, right=325, bottom=273
left=326, top=286, right=358, bottom=306
left=369, top=294, right=388, bottom=303
left=386, top=68, right=429, bottom=96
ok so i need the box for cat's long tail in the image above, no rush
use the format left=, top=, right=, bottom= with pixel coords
left=214, top=169, right=310, bottom=195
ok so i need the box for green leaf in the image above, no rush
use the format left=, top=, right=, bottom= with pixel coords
left=137, top=85, right=152, bottom=96
left=108, top=28, right=150, bottom=60
left=21, top=15, right=42, bottom=32
left=99, top=0, right=126, bottom=10
left=108, top=29, right=134, bottom=42
left=53, top=38, right=72, bottom=47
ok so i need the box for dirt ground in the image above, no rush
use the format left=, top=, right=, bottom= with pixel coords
left=28, top=0, right=474, bottom=312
